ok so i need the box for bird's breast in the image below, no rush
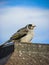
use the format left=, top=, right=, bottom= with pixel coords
left=20, top=31, right=34, bottom=42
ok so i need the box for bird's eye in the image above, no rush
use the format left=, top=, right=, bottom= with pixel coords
left=29, top=24, right=32, bottom=26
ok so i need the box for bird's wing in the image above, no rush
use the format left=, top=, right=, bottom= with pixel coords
left=10, top=27, right=28, bottom=40
left=1, top=27, right=28, bottom=46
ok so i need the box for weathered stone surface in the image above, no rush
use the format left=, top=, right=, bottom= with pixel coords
left=5, top=42, right=49, bottom=65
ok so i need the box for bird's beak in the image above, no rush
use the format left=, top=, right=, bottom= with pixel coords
left=31, top=25, right=36, bottom=29
left=34, top=25, right=36, bottom=27
left=32, top=25, right=36, bottom=28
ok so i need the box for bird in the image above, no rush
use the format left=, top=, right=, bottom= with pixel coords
left=3, top=24, right=36, bottom=45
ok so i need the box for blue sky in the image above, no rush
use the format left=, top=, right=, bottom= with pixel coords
left=0, top=0, right=49, bottom=44
left=0, top=0, right=49, bottom=8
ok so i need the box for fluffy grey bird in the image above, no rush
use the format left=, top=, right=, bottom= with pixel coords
left=3, top=24, right=36, bottom=45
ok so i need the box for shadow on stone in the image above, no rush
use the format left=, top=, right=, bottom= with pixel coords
left=0, top=44, right=14, bottom=59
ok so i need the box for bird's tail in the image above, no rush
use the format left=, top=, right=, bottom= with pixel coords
left=1, top=39, right=11, bottom=47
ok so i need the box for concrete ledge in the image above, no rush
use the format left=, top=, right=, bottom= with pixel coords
left=5, top=42, right=49, bottom=65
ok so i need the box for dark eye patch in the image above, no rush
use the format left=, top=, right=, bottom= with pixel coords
left=28, top=24, right=32, bottom=29
left=29, top=24, right=32, bottom=26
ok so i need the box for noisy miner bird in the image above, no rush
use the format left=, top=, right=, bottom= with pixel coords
left=3, top=24, right=36, bottom=45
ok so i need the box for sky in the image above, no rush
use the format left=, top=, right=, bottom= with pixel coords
left=0, top=0, right=49, bottom=45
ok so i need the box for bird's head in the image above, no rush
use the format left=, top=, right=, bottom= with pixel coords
left=27, top=24, right=36, bottom=31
